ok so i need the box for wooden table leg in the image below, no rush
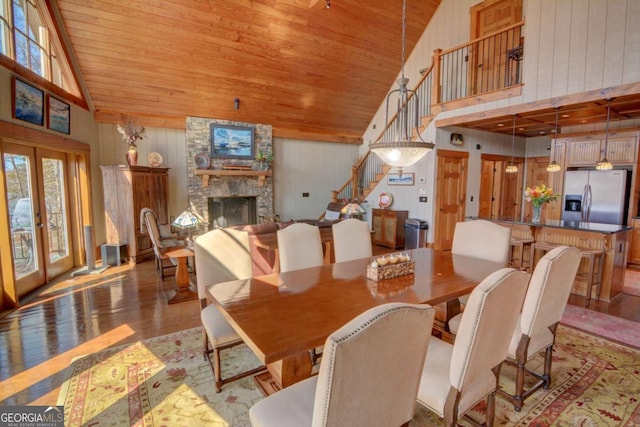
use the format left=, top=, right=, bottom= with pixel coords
left=168, top=254, right=197, bottom=304
left=267, top=351, right=313, bottom=389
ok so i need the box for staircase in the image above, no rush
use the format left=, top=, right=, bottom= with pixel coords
left=328, top=23, right=525, bottom=207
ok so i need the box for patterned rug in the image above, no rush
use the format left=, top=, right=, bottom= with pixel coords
left=561, top=303, right=640, bottom=348
left=58, top=324, right=640, bottom=426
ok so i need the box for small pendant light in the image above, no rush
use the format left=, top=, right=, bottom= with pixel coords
left=547, top=107, right=562, bottom=172
left=505, top=115, right=518, bottom=173
left=595, top=99, right=613, bottom=171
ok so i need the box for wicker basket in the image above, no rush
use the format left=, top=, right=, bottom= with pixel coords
left=367, top=260, right=415, bottom=281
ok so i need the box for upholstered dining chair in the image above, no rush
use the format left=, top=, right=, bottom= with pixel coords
left=438, top=219, right=512, bottom=334
left=416, top=268, right=529, bottom=427
left=277, top=222, right=324, bottom=272
left=249, top=303, right=435, bottom=427
left=332, top=218, right=372, bottom=263
left=141, top=207, right=184, bottom=280
left=194, top=228, right=265, bottom=392
left=498, top=245, right=581, bottom=411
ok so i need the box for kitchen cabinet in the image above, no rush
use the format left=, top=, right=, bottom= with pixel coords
left=566, top=137, right=636, bottom=167
left=628, top=218, right=640, bottom=266
left=101, top=165, right=170, bottom=262
left=372, top=209, right=408, bottom=249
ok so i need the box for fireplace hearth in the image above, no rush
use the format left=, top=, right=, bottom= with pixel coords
left=208, top=196, right=257, bottom=228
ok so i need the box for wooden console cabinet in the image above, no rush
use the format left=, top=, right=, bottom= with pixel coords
left=372, top=209, right=408, bottom=249
left=101, top=165, right=170, bottom=262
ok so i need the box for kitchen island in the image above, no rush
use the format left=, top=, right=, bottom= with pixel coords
left=489, top=219, right=631, bottom=302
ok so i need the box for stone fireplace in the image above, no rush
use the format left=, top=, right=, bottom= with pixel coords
left=186, top=117, right=273, bottom=229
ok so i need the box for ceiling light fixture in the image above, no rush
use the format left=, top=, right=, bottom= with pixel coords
left=547, top=107, right=562, bottom=172
left=369, top=0, right=434, bottom=175
left=505, top=115, right=518, bottom=173
left=595, top=99, right=614, bottom=171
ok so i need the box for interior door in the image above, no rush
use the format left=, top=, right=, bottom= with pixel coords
left=3, top=143, right=73, bottom=295
left=469, top=0, right=523, bottom=94
left=433, top=150, right=468, bottom=251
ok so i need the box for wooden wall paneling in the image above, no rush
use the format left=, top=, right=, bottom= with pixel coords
left=520, top=0, right=541, bottom=103
left=602, top=0, right=627, bottom=87
left=551, top=0, right=572, bottom=97
left=534, top=0, right=556, bottom=100
left=624, top=1, right=640, bottom=83
left=584, top=0, right=607, bottom=91
left=567, top=0, right=589, bottom=94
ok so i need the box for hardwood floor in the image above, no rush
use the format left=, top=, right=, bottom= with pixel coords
left=1, top=249, right=639, bottom=408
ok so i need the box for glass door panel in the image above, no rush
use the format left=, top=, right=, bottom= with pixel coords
left=3, top=143, right=45, bottom=295
left=37, top=149, right=73, bottom=278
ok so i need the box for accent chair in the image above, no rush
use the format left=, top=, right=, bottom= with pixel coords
left=249, top=303, right=436, bottom=427
left=416, top=268, right=529, bottom=427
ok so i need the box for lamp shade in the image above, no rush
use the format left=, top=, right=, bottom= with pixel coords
left=340, top=202, right=365, bottom=216
left=172, top=210, right=200, bottom=229
left=370, top=141, right=433, bottom=169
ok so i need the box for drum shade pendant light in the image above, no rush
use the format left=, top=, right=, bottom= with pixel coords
left=505, top=115, right=518, bottom=173
left=547, top=107, right=562, bottom=172
left=369, top=0, right=434, bottom=175
left=595, top=99, right=614, bottom=171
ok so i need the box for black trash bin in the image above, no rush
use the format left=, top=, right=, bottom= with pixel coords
left=404, top=218, right=428, bottom=250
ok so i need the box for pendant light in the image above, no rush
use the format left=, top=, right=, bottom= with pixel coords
left=505, top=115, right=518, bottom=173
left=547, top=107, right=562, bottom=172
left=369, top=0, right=434, bottom=175
left=595, top=99, right=614, bottom=171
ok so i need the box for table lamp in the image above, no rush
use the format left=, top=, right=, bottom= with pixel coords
left=340, top=200, right=366, bottom=219
left=172, top=208, right=202, bottom=248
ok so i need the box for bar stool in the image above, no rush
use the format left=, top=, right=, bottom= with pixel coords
left=529, top=241, right=561, bottom=270
left=577, top=249, right=605, bottom=306
left=509, top=238, right=535, bottom=271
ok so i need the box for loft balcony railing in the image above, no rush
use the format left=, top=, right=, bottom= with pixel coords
left=433, top=21, right=524, bottom=104
left=327, top=22, right=525, bottom=210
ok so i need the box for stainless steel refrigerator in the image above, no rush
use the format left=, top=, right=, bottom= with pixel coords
left=562, top=169, right=629, bottom=225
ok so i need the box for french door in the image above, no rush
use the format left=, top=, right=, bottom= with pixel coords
left=3, top=142, right=73, bottom=296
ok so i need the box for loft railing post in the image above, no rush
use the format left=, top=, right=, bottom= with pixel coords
left=432, top=48, right=442, bottom=106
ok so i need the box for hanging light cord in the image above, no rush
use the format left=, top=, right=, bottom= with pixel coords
left=511, top=114, right=516, bottom=163
left=604, top=99, right=611, bottom=150
left=400, top=0, right=406, bottom=79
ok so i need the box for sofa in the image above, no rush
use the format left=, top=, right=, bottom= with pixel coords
left=230, top=219, right=338, bottom=275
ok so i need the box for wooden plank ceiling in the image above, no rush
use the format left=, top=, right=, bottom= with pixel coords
left=54, top=0, right=441, bottom=144
left=439, top=94, right=640, bottom=139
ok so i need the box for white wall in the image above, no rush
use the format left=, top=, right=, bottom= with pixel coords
left=273, top=138, right=360, bottom=221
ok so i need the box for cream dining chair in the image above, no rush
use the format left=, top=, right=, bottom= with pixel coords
left=499, top=245, right=581, bottom=411
left=277, top=222, right=324, bottom=272
left=249, top=303, right=435, bottom=427
left=437, top=219, right=511, bottom=335
left=416, top=268, right=529, bottom=427
left=332, top=218, right=372, bottom=263
left=194, top=228, right=265, bottom=392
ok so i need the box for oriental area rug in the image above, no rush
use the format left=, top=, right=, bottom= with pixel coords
left=58, top=323, right=640, bottom=426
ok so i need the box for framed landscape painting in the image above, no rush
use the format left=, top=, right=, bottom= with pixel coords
left=12, top=78, right=44, bottom=126
left=47, top=95, right=70, bottom=134
left=388, top=173, right=415, bottom=186
left=210, top=124, right=254, bottom=159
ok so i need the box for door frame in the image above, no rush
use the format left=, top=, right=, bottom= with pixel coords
left=0, top=121, right=92, bottom=308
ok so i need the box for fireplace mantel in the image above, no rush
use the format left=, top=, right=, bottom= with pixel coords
left=194, top=169, right=272, bottom=188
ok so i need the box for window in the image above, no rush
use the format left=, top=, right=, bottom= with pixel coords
left=0, top=0, right=80, bottom=97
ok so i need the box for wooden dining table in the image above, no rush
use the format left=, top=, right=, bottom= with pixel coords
left=206, top=247, right=505, bottom=389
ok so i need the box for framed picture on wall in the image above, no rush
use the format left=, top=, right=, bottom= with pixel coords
left=210, top=124, right=255, bottom=159
left=12, top=78, right=44, bottom=126
left=387, top=173, right=415, bottom=186
left=47, top=95, right=70, bottom=134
